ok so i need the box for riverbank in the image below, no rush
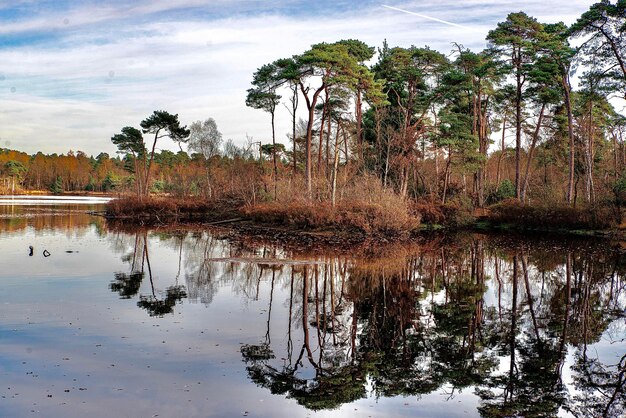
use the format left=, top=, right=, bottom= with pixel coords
left=104, top=196, right=420, bottom=249
left=103, top=196, right=626, bottom=245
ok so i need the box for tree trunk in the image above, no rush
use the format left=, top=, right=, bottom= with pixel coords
left=434, top=147, right=439, bottom=196
left=271, top=109, right=278, bottom=201
left=291, top=84, right=298, bottom=174
left=325, top=122, right=331, bottom=174
left=476, top=93, right=489, bottom=207
left=300, top=82, right=325, bottom=198
left=612, top=131, right=619, bottom=179
left=496, top=115, right=507, bottom=186
left=356, top=88, right=363, bottom=163
left=317, top=89, right=328, bottom=172
left=514, top=49, right=522, bottom=200
left=331, top=124, right=341, bottom=206
left=521, top=103, right=546, bottom=202
left=563, top=72, right=575, bottom=205
left=585, top=99, right=595, bottom=203
left=144, top=131, right=160, bottom=198
left=442, top=145, right=452, bottom=204
left=134, top=158, right=141, bottom=198
left=400, top=167, right=409, bottom=198
left=374, top=107, right=383, bottom=181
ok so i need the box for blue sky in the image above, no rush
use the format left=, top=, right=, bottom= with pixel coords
left=0, top=0, right=600, bottom=155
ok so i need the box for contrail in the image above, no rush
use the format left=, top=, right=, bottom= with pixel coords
left=382, top=4, right=479, bottom=31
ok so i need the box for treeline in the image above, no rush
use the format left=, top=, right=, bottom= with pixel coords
left=111, top=3, right=626, bottom=230
left=0, top=147, right=217, bottom=195
left=6, top=2, right=626, bottom=230
left=0, top=148, right=121, bottom=194
left=241, top=3, right=626, bottom=210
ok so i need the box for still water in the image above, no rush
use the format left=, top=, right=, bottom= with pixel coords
left=0, top=198, right=624, bottom=417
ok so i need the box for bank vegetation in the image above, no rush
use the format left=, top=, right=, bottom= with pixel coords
left=2, top=2, right=626, bottom=235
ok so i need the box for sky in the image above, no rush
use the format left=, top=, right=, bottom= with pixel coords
left=0, top=0, right=600, bottom=156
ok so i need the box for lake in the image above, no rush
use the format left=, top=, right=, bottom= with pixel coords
left=0, top=197, right=624, bottom=417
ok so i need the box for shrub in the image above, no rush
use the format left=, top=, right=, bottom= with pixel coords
left=106, top=197, right=177, bottom=218
left=441, top=200, right=475, bottom=227
left=412, top=202, right=445, bottom=224
left=151, top=179, right=166, bottom=194
left=244, top=176, right=419, bottom=235
left=486, top=179, right=515, bottom=204
left=488, top=199, right=617, bottom=230
left=244, top=199, right=419, bottom=235
left=49, top=176, right=63, bottom=195
left=614, top=175, right=626, bottom=205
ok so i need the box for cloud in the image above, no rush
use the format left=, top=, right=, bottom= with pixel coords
left=0, top=0, right=602, bottom=156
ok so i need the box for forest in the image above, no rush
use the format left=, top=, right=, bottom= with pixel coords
left=2, top=2, right=625, bottom=233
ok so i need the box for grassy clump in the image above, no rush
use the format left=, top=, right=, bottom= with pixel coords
left=244, top=200, right=419, bottom=235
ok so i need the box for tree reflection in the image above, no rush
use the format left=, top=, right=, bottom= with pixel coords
left=109, top=229, right=187, bottom=316
left=571, top=351, right=626, bottom=417
left=234, top=236, right=625, bottom=414
left=137, top=285, right=187, bottom=316
left=106, top=227, right=625, bottom=413
left=110, top=271, right=143, bottom=298
left=241, top=264, right=367, bottom=410
left=477, top=245, right=625, bottom=417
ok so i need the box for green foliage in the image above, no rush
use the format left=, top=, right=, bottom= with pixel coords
left=3, top=160, right=27, bottom=180
left=614, top=174, right=626, bottom=204
left=487, top=12, right=544, bottom=61
left=497, top=179, right=516, bottom=201
left=111, top=126, right=146, bottom=157
left=140, top=110, right=190, bottom=144
left=49, top=176, right=63, bottom=194
left=84, top=177, right=96, bottom=191
left=154, top=150, right=178, bottom=168
left=102, top=172, right=119, bottom=191
left=569, top=0, right=626, bottom=96
left=246, top=62, right=282, bottom=114
left=260, top=143, right=285, bottom=157
left=335, top=39, right=375, bottom=62
left=151, top=179, right=165, bottom=193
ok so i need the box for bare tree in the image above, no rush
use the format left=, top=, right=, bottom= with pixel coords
left=188, top=118, right=223, bottom=197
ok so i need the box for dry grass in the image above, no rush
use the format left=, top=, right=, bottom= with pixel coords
left=244, top=200, right=419, bottom=235
left=244, top=176, right=420, bottom=235
left=107, top=175, right=424, bottom=235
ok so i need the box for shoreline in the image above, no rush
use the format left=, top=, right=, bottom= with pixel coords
left=8, top=190, right=626, bottom=248
left=100, top=196, right=626, bottom=248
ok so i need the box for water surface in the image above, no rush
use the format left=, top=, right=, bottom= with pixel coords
left=1, top=198, right=624, bottom=417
